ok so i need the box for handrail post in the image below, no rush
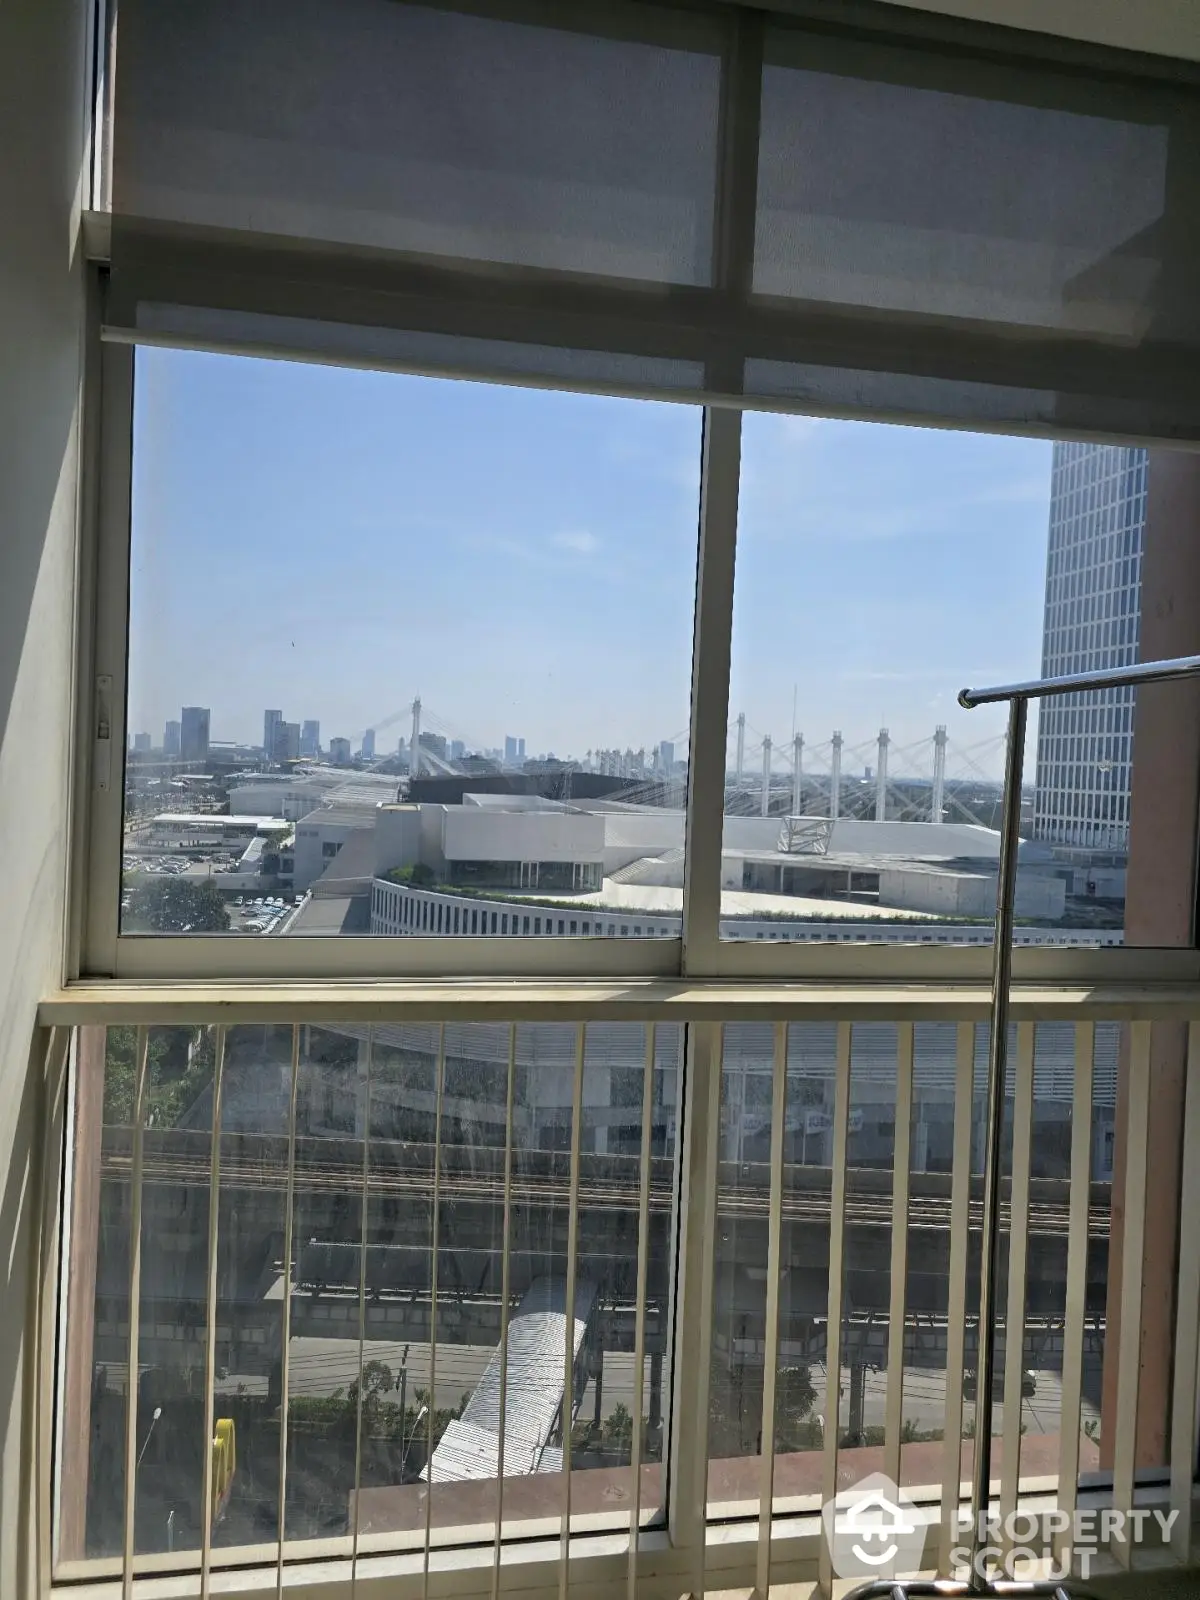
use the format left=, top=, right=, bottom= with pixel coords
left=968, top=696, right=1026, bottom=1589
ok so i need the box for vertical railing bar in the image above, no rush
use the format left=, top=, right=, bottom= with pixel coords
left=1055, top=1020, right=1094, bottom=1570
left=755, top=1023, right=788, bottom=1599
left=1111, top=1021, right=1153, bottom=1567
left=818, top=1021, right=853, bottom=1598
left=350, top=1026, right=374, bottom=1597
left=200, top=1026, right=227, bottom=1600
left=560, top=1024, right=586, bottom=1596
left=999, top=1022, right=1036, bottom=1550
left=492, top=1024, right=518, bottom=1600
left=669, top=1021, right=722, bottom=1600
left=1170, top=1021, right=1200, bottom=1562
left=275, top=1024, right=301, bottom=1597
left=939, top=1023, right=976, bottom=1576
left=121, top=1025, right=150, bottom=1600
left=423, top=1024, right=446, bottom=1599
left=627, top=1025, right=656, bottom=1600
left=884, top=1022, right=915, bottom=1489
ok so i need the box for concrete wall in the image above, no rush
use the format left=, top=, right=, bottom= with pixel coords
left=441, top=805, right=604, bottom=866
left=0, top=1, right=87, bottom=1593
left=293, top=815, right=370, bottom=891
left=374, top=804, right=424, bottom=875
left=879, top=868, right=1066, bottom=920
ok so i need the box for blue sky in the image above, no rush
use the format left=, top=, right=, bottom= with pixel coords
left=129, top=347, right=1051, bottom=778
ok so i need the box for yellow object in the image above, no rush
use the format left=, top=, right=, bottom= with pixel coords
left=211, top=1417, right=236, bottom=1522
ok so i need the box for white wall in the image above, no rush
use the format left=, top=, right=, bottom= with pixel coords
left=441, top=806, right=605, bottom=865
left=0, top=1, right=86, bottom=1593
left=374, top=805, right=423, bottom=875
left=880, top=868, right=1067, bottom=920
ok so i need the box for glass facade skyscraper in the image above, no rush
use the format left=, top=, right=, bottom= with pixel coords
left=1032, top=442, right=1148, bottom=850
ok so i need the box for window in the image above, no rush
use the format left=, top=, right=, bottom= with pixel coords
left=115, top=351, right=699, bottom=953
left=83, top=0, right=1200, bottom=998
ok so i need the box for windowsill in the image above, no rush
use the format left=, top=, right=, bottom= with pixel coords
left=38, top=974, right=1200, bottom=1026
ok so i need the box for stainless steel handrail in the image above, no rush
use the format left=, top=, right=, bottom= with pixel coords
left=848, top=653, right=1200, bottom=1600
left=960, top=652, right=1200, bottom=708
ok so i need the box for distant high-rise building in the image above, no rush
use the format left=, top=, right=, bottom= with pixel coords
left=420, top=731, right=447, bottom=761
left=396, top=736, right=408, bottom=759
left=517, top=737, right=526, bottom=762
left=300, top=719, right=320, bottom=758
left=1032, top=442, right=1147, bottom=850
left=181, top=706, right=211, bottom=762
left=361, top=728, right=376, bottom=760
left=132, top=732, right=150, bottom=753
left=450, top=739, right=465, bottom=761
left=658, top=740, right=675, bottom=774
left=163, top=719, right=181, bottom=755
left=504, top=735, right=518, bottom=765
left=273, top=721, right=300, bottom=763
left=329, top=736, right=352, bottom=765
left=264, top=709, right=283, bottom=757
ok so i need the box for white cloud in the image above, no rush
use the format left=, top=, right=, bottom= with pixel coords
left=551, top=529, right=600, bottom=556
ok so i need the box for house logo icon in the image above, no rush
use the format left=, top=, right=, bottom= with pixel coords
left=823, top=1472, right=926, bottom=1580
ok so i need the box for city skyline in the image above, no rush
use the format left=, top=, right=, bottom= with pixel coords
left=127, top=348, right=1054, bottom=776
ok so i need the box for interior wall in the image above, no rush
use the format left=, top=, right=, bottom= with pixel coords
left=0, top=0, right=87, bottom=1592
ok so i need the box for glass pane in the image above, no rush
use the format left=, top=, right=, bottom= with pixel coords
left=114, top=0, right=722, bottom=285
left=723, top=417, right=1173, bottom=950
left=771, top=1024, right=837, bottom=1513
left=352, top=1026, right=436, bottom=1555
left=204, top=1025, right=292, bottom=1553
left=125, top=1026, right=219, bottom=1563
left=423, top=1023, right=514, bottom=1549
left=58, top=1028, right=137, bottom=1566
left=283, top=1025, right=371, bottom=1553
left=568, top=1023, right=680, bottom=1534
left=121, top=349, right=700, bottom=943
left=835, top=1026, right=898, bottom=1483
left=898, top=1023, right=963, bottom=1493
left=707, top=1022, right=773, bottom=1516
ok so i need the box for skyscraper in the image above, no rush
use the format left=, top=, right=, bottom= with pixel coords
left=274, top=721, right=300, bottom=763
left=163, top=719, right=181, bottom=755
left=300, top=719, right=320, bottom=758
left=264, top=708, right=283, bottom=757
left=1032, top=442, right=1147, bottom=850
left=180, top=706, right=211, bottom=762
left=504, top=735, right=518, bottom=765
left=361, top=728, right=376, bottom=760
left=132, top=732, right=150, bottom=753
left=329, top=736, right=351, bottom=765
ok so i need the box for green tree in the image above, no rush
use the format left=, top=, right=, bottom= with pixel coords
left=102, top=1025, right=218, bottom=1128
left=126, top=876, right=231, bottom=932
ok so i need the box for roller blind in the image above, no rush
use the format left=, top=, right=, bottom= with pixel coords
left=111, top=0, right=724, bottom=285
left=105, top=0, right=1200, bottom=443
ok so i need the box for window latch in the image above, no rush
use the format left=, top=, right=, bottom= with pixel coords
left=95, top=673, right=113, bottom=792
